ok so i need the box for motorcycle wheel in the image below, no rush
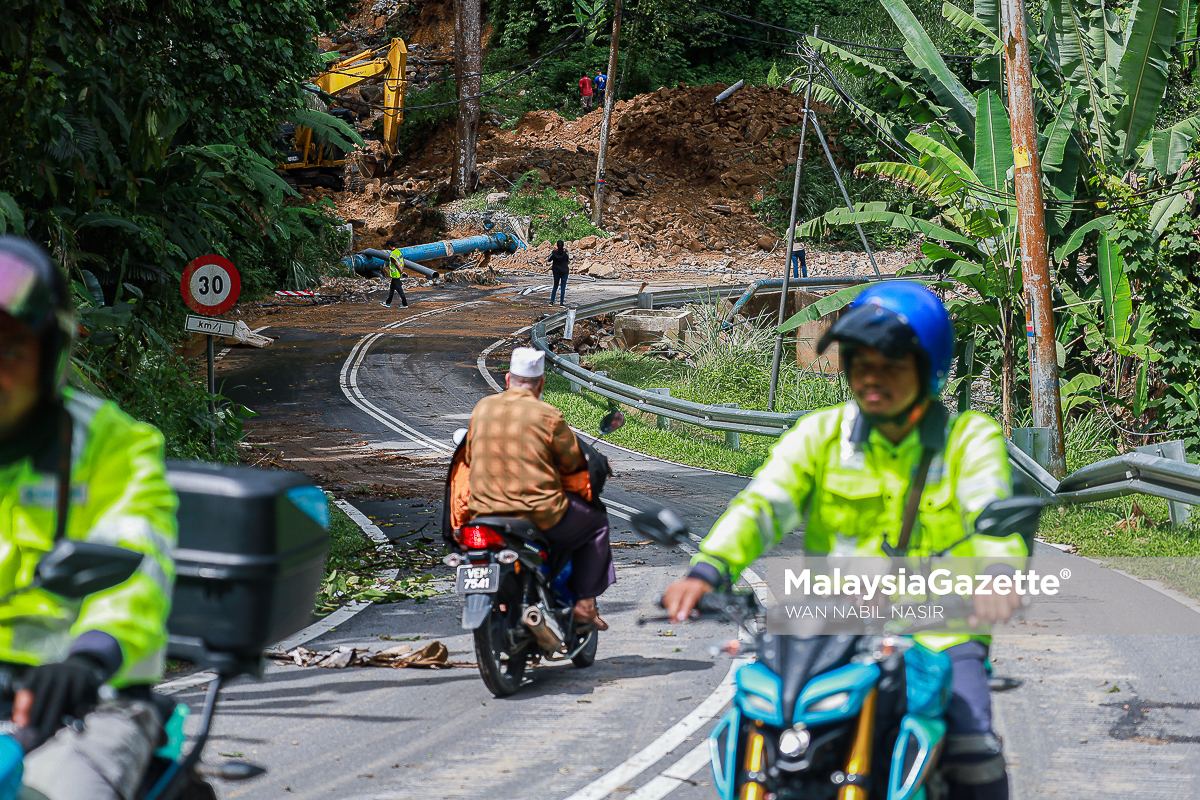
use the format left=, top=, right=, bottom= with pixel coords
left=474, top=605, right=528, bottom=697
left=571, top=629, right=598, bottom=668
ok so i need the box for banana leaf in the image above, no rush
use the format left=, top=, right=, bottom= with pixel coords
left=1097, top=230, right=1133, bottom=343
left=823, top=207, right=977, bottom=245
left=973, top=90, right=1015, bottom=193
left=1114, top=0, right=1181, bottom=166
left=810, top=41, right=946, bottom=123
left=880, top=0, right=977, bottom=136
left=778, top=284, right=870, bottom=333
left=1052, top=214, right=1117, bottom=260
left=1148, top=192, right=1189, bottom=241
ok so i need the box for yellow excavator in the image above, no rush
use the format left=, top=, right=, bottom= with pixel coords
left=278, top=37, right=407, bottom=184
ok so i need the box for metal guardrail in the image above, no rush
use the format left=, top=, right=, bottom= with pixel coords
left=531, top=282, right=1200, bottom=508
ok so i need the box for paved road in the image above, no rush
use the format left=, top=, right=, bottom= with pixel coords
left=190, top=279, right=1200, bottom=799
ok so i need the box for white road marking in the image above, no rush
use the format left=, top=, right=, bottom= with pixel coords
left=339, top=303, right=486, bottom=453
left=625, top=742, right=712, bottom=800
left=562, top=529, right=768, bottom=800
left=156, top=496, right=394, bottom=695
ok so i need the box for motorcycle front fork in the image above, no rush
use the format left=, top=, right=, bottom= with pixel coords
left=737, top=689, right=878, bottom=800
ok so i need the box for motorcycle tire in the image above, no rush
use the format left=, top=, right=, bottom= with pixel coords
left=571, top=629, right=598, bottom=668
left=474, top=606, right=528, bottom=697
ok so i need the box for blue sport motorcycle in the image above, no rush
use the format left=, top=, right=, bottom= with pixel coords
left=632, top=497, right=1042, bottom=800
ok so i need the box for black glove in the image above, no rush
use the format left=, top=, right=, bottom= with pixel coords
left=19, top=656, right=105, bottom=744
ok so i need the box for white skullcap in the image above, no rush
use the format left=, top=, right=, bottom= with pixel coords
left=509, top=347, right=545, bottom=378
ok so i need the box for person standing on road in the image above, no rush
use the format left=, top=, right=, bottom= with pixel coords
left=594, top=71, right=607, bottom=105
left=464, top=347, right=613, bottom=629
left=381, top=250, right=409, bottom=308
left=579, top=72, right=593, bottom=110
left=547, top=240, right=570, bottom=307
left=663, top=282, right=1025, bottom=800
left=0, top=237, right=177, bottom=800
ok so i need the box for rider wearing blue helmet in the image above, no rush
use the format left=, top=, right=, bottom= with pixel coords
left=664, top=281, right=1025, bottom=800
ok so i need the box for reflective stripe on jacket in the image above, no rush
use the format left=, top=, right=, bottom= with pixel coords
left=692, top=400, right=1025, bottom=649
left=0, top=390, right=176, bottom=685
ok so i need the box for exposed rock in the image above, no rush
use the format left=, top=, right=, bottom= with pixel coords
left=757, top=234, right=777, bottom=250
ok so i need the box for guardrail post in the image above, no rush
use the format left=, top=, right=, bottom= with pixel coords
left=1013, top=427, right=1052, bottom=472
left=637, top=292, right=654, bottom=310
left=1135, top=440, right=1192, bottom=527
left=565, top=308, right=577, bottom=340
left=715, top=403, right=740, bottom=450
left=533, top=321, right=546, bottom=341
left=648, top=388, right=671, bottom=430
left=561, top=353, right=581, bottom=393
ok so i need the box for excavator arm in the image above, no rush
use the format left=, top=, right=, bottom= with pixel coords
left=281, top=37, right=408, bottom=174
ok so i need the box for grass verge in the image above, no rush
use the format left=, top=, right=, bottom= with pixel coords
left=315, top=501, right=443, bottom=616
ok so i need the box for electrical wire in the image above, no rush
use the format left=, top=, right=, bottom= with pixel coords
left=1098, top=385, right=1192, bottom=437
left=678, top=0, right=978, bottom=60
left=325, top=9, right=608, bottom=113
left=624, top=10, right=793, bottom=47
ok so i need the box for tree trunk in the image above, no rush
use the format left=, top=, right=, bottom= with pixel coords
left=1001, top=302, right=1015, bottom=437
left=452, top=0, right=481, bottom=199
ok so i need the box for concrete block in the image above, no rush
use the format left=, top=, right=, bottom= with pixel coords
left=614, top=308, right=694, bottom=348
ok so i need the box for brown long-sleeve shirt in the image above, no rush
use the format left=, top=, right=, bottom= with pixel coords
left=464, top=388, right=585, bottom=530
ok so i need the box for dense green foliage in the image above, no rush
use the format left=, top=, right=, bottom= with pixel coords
left=2, top=0, right=354, bottom=457
left=794, top=0, right=1200, bottom=447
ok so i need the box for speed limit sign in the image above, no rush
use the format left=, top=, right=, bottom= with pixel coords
left=181, top=254, right=241, bottom=315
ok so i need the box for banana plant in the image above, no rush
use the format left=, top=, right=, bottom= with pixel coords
left=811, top=0, right=1200, bottom=204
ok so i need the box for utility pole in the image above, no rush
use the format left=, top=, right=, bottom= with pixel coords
left=592, top=0, right=623, bottom=226
left=768, top=27, right=817, bottom=411
left=1000, top=0, right=1067, bottom=476
left=452, top=0, right=481, bottom=198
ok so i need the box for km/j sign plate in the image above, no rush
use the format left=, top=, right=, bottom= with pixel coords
left=185, top=315, right=236, bottom=338
left=181, top=254, right=241, bottom=315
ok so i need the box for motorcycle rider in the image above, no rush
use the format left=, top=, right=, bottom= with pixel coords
left=663, top=282, right=1024, bottom=800
left=464, top=347, right=614, bottom=629
left=0, top=237, right=177, bottom=799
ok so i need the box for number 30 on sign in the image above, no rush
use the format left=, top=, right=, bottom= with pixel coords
left=181, top=254, right=241, bottom=315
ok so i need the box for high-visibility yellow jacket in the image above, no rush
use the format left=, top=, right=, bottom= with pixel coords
left=0, top=390, right=176, bottom=685
left=388, top=252, right=403, bottom=280
left=691, top=400, right=1026, bottom=649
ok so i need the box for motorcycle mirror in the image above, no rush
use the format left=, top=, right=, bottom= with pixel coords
left=453, top=427, right=468, bottom=446
left=974, top=496, right=1044, bottom=552
left=34, top=541, right=144, bottom=599
left=629, top=507, right=689, bottom=546
left=599, top=409, right=625, bottom=436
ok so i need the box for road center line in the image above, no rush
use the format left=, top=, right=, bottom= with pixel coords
left=340, top=302, right=486, bottom=453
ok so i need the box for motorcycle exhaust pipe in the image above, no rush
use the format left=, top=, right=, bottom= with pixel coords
left=522, top=605, right=567, bottom=653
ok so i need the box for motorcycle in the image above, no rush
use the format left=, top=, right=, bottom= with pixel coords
left=442, top=410, right=624, bottom=698
left=631, top=496, right=1043, bottom=800
left=0, top=463, right=331, bottom=800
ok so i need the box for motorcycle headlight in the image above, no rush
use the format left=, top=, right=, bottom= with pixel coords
left=807, top=691, right=850, bottom=713
left=778, top=726, right=810, bottom=758
left=742, top=693, right=777, bottom=717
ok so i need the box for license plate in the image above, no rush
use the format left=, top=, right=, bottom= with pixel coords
left=456, top=564, right=500, bottom=593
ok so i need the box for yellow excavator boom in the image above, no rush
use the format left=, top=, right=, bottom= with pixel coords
left=282, top=37, right=407, bottom=172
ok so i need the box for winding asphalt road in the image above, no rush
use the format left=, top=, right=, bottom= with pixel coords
left=187, top=279, right=1200, bottom=799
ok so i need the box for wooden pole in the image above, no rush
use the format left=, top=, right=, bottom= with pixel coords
left=452, top=0, right=482, bottom=198
left=593, top=0, right=623, bottom=226
left=1000, top=0, right=1066, bottom=476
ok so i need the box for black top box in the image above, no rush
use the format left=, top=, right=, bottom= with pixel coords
left=165, top=462, right=330, bottom=675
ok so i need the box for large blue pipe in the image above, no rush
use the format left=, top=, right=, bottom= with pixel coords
left=393, top=232, right=523, bottom=262
left=343, top=232, right=523, bottom=280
